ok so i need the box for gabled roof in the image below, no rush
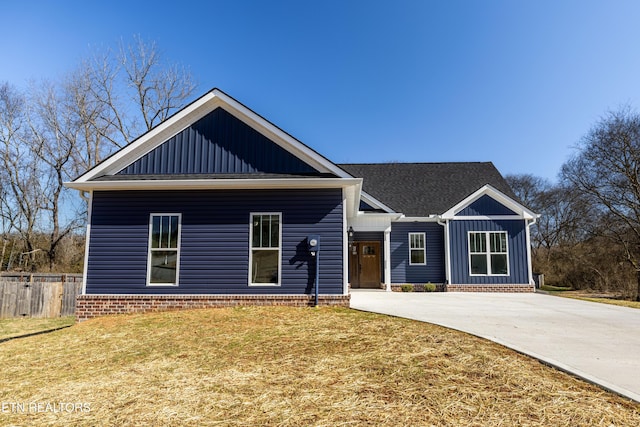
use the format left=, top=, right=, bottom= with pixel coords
left=339, top=162, right=517, bottom=216
left=441, top=184, right=538, bottom=220
left=64, top=88, right=363, bottom=216
left=68, top=88, right=356, bottom=184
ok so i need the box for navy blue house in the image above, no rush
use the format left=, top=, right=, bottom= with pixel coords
left=66, top=89, right=538, bottom=320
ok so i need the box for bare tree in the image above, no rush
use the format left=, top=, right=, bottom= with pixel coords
left=0, top=83, right=45, bottom=269
left=28, top=81, right=82, bottom=270
left=121, top=36, right=197, bottom=132
left=506, top=174, right=588, bottom=255
left=73, top=34, right=197, bottom=170
left=0, top=36, right=196, bottom=272
left=562, top=107, right=640, bottom=300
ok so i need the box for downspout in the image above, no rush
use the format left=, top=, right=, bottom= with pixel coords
left=436, top=216, right=450, bottom=288
left=525, top=215, right=539, bottom=288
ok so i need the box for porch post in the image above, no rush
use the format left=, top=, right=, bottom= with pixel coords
left=384, top=227, right=391, bottom=291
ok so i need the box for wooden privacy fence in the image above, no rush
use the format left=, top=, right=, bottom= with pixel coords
left=0, top=274, right=83, bottom=318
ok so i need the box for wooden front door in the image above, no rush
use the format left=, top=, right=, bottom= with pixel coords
left=350, top=241, right=381, bottom=289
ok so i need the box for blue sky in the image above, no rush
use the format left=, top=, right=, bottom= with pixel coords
left=3, top=1, right=640, bottom=182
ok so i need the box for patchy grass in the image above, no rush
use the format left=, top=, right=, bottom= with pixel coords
left=0, top=316, right=74, bottom=340
left=0, top=307, right=638, bottom=426
left=544, top=286, right=640, bottom=309
left=540, top=284, right=573, bottom=292
left=555, top=292, right=640, bottom=309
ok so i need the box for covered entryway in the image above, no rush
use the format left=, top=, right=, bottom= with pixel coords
left=349, top=241, right=381, bottom=288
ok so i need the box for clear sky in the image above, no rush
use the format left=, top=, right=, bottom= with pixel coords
left=3, top=0, right=640, bottom=182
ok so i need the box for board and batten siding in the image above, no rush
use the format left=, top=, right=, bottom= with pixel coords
left=117, top=107, right=317, bottom=176
left=448, top=219, right=529, bottom=285
left=86, top=189, right=344, bottom=295
left=390, top=222, right=445, bottom=284
left=456, top=195, right=517, bottom=216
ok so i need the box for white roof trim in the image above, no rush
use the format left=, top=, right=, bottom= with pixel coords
left=448, top=215, right=525, bottom=221
left=394, top=216, right=441, bottom=222
left=71, top=88, right=354, bottom=184
left=66, top=178, right=363, bottom=218
left=65, top=177, right=362, bottom=191
left=359, top=191, right=396, bottom=213
left=441, top=184, right=538, bottom=220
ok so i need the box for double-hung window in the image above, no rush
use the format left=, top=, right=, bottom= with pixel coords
left=250, top=213, right=281, bottom=285
left=147, top=214, right=181, bottom=286
left=469, top=231, right=508, bottom=276
left=409, top=232, right=426, bottom=265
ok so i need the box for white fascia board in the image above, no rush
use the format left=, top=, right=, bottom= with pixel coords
left=448, top=215, right=525, bottom=221
left=64, top=177, right=362, bottom=192
left=441, top=184, right=538, bottom=220
left=359, top=191, right=397, bottom=213
left=72, top=89, right=354, bottom=184
left=394, top=216, right=440, bottom=222
left=355, top=212, right=403, bottom=220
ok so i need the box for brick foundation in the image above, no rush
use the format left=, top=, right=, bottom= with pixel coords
left=76, top=294, right=351, bottom=322
left=445, top=284, right=534, bottom=292
left=390, top=283, right=534, bottom=293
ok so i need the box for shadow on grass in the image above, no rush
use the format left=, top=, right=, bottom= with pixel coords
left=0, top=325, right=73, bottom=344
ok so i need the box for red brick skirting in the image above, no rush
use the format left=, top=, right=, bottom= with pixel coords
left=390, top=283, right=534, bottom=293
left=76, top=294, right=351, bottom=322
left=445, top=284, right=534, bottom=293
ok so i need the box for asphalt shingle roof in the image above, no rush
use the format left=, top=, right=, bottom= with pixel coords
left=338, top=162, right=516, bottom=216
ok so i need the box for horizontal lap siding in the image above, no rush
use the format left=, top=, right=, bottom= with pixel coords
left=449, top=219, right=529, bottom=284
left=390, top=222, right=445, bottom=284
left=86, top=189, right=344, bottom=294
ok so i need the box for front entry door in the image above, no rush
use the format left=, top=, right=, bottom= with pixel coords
left=350, top=241, right=381, bottom=289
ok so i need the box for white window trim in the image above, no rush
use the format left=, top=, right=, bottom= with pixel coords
left=468, top=231, right=509, bottom=277
left=408, top=232, right=426, bottom=266
left=249, top=212, right=282, bottom=287
left=146, top=213, right=182, bottom=287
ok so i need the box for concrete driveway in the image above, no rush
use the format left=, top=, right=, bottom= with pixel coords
left=350, top=291, right=640, bottom=402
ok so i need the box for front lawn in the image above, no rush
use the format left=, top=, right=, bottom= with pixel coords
left=0, top=316, right=74, bottom=341
left=0, top=307, right=638, bottom=425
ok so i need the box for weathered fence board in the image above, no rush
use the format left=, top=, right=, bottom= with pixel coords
left=0, top=274, right=83, bottom=318
left=61, top=281, right=83, bottom=316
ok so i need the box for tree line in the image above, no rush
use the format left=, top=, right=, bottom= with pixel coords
left=507, top=107, right=640, bottom=300
left=0, top=36, right=196, bottom=272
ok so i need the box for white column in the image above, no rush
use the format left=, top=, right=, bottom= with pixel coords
left=384, top=227, right=391, bottom=291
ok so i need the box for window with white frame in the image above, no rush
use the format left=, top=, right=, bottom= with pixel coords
left=147, top=214, right=181, bottom=285
left=468, top=231, right=508, bottom=275
left=409, top=232, right=426, bottom=265
left=250, top=213, right=281, bottom=285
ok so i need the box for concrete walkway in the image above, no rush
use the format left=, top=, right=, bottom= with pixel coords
left=350, top=291, right=640, bottom=402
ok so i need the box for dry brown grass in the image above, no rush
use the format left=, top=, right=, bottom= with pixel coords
left=0, top=307, right=638, bottom=426
left=0, top=316, right=74, bottom=340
